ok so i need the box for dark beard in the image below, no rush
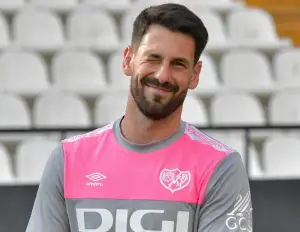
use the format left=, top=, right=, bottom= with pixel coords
left=130, top=75, right=188, bottom=120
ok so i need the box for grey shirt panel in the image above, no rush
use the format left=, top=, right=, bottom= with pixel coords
left=198, top=152, right=253, bottom=232
left=25, top=143, right=70, bottom=232
left=113, top=117, right=187, bottom=153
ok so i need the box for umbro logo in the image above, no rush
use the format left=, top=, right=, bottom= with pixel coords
left=86, top=172, right=106, bottom=187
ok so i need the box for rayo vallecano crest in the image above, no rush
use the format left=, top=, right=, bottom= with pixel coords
left=160, top=168, right=191, bottom=193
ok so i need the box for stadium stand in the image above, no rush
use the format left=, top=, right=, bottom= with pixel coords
left=0, top=0, right=300, bottom=231
left=0, top=0, right=298, bottom=182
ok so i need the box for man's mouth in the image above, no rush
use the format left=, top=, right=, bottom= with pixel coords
left=144, top=83, right=173, bottom=93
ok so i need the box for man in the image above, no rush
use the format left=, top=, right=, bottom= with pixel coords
left=26, top=3, right=253, bottom=232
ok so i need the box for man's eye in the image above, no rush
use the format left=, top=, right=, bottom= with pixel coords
left=174, top=62, right=185, bottom=67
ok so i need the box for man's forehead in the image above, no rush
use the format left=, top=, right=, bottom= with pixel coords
left=136, top=25, right=195, bottom=61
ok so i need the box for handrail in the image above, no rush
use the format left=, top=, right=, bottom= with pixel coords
left=0, top=124, right=299, bottom=132
left=0, top=125, right=299, bottom=176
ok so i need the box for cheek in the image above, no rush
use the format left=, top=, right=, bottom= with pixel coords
left=175, top=74, right=192, bottom=90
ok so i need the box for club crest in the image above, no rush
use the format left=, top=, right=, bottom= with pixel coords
left=160, top=168, right=191, bottom=193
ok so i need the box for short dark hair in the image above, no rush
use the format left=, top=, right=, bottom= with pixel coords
left=131, top=3, right=209, bottom=64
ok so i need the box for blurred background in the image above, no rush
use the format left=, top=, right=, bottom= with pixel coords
left=0, top=0, right=299, bottom=231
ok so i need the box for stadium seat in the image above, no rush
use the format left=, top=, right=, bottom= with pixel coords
left=0, top=93, right=31, bottom=129
left=29, top=0, right=77, bottom=13
left=51, top=49, right=107, bottom=96
left=269, top=91, right=300, bottom=125
left=0, top=0, right=24, bottom=13
left=262, top=136, right=300, bottom=178
left=120, top=9, right=138, bottom=47
left=33, top=90, right=91, bottom=128
left=0, top=144, right=14, bottom=183
left=133, top=0, right=166, bottom=9
left=66, top=8, right=119, bottom=54
left=191, top=9, right=229, bottom=53
left=220, top=50, right=274, bottom=93
left=178, top=0, right=244, bottom=13
left=273, top=48, right=300, bottom=88
left=108, top=52, right=130, bottom=90
left=120, top=1, right=163, bottom=46
left=15, top=139, right=58, bottom=182
left=81, top=0, right=130, bottom=14
left=0, top=50, right=49, bottom=96
left=12, top=8, right=64, bottom=53
left=94, top=91, right=128, bottom=126
left=210, top=92, right=266, bottom=126
left=0, top=13, right=10, bottom=49
left=227, top=8, right=291, bottom=52
left=192, top=54, right=220, bottom=95
left=182, top=94, right=208, bottom=126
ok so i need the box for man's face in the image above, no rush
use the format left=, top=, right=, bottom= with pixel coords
left=123, top=25, right=202, bottom=120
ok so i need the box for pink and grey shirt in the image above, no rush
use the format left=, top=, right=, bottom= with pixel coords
left=26, top=118, right=253, bottom=232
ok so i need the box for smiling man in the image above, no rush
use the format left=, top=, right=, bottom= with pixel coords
left=26, top=3, right=253, bottom=232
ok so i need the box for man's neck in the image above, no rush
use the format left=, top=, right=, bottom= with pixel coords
left=121, top=107, right=182, bottom=145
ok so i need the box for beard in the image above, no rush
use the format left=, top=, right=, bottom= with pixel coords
left=130, top=74, right=188, bottom=120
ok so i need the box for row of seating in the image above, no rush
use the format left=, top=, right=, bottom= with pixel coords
left=0, top=0, right=245, bottom=14
left=1, top=49, right=300, bottom=97
left=0, top=7, right=291, bottom=54
left=1, top=90, right=300, bottom=129
left=1, top=134, right=300, bottom=183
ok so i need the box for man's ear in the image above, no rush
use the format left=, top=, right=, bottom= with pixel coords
left=123, top=46, right=133, bottom=77
left=189, top=60, right=202, bottom=90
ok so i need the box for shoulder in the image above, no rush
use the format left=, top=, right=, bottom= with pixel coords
left=183, top=123, right=236, bottom=155
left=62, top=122, right=114, bottom=144
left=181, top=123, right=245, bottom=173
left=60, top=122, right=114, bottom=158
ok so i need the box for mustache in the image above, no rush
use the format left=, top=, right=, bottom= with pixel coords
left=141, top=77, right=179, bottom=93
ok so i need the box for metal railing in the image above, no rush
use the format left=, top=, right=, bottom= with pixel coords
left=1, top=124, right=300, bottom=174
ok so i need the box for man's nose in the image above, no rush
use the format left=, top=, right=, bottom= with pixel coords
left=155, top=62, right=172, bottom=83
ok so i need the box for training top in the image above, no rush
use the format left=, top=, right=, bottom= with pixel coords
left=26, top=118, right=253, bottom=232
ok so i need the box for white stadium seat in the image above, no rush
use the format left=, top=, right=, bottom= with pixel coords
left=0, top=13, right=10, bottom=49
left=120, top=1, right=167, bottom=46
left=95, top=91, right=128, bottom=126
left=211, top=92, right=266, bottom=126
left=108, top=52, right=130, bottom=90
left=0, top=144, right=14, bottom=183
left=120, top=9, right=138, bottom=46
left=29, top=0, right=77, bottom=13
left=227, top=8, right=291, bottom=51
left=192, top=9, right=229, bottom=53
left=81, top=0, right=131, bottom=14
left=192, top=54, right=220, bottom=95
left=0, top=93, right=31, bottom=128
left=182, top=94, right=208, bottom=126
left=273, top=49, right=300, bottom=88
left=269, top=91, right=300, bottom=125
left=33, top=91, right=91, bottom=128
left=0, top=0, right=25, bottom=13
left=0, top=0, right=24, bottom=13
left=15, top=139, right=58, bottom=183
left=66, top=8, right=119, bottom=54
left=263, top=137, right=300, bottom=178
left=179, top=0, right=244, bottom=13
left=0, top=50, right=49, bottom=96
left=52, top=49, right=107, bottom=96
left=12, top=8, right=64, bottom=52
left=220, top=50, right=274, bottom=93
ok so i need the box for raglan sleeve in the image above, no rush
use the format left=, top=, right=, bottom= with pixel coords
left=25, top=143, right=70, bottom=232
left=198, top=152, right=253, bottom=232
